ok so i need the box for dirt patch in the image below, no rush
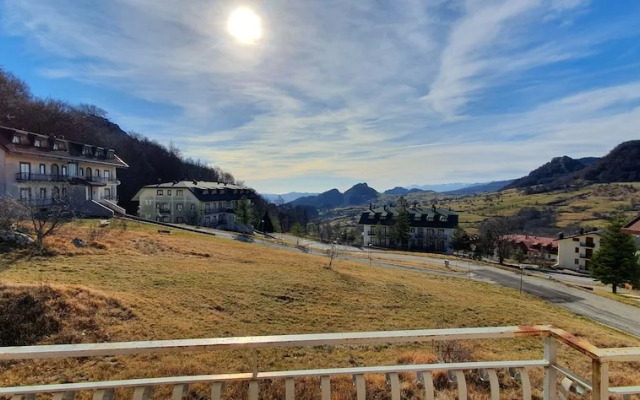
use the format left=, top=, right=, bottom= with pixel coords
left=0, top=284, right=136, bottom=346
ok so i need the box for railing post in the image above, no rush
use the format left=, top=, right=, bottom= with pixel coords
left=543, top=336, right=558, bottom=400
left=591, top=359, right=609, bottom=400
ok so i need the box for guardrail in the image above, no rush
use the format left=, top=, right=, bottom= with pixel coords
left=0, top=326, right=638, bottom=400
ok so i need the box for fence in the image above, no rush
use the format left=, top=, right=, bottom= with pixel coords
left=0, top=325, right=638, bottom=400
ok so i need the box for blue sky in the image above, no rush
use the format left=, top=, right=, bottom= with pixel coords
left=1, top=0, right=640, bottom=194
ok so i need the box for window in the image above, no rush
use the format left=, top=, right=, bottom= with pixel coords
left=575, top=247, right=579, bottom=253
left=79, top=167, right=84, bottom=176
left=39, top=164, right=46, bottom=174
left=190, top=204, right=196, bottom=210
left=19, top=162, right=30, bottom=180
left=39, top=188, right=47, bottom=199
left=104, top=170, right=110, bottom=180
left=11, top=135, right=20, bottom=144
left=104, top=188, right=111, bottom=199
left=20, top=188, right=31, bottom=200
left=62, top=166, right=68, bottom=176
left=53, top=142, right=60, bottom=150
left=157, top=190, right=163, bottom=196
left=106, top=150, right=115, bottom=159
left=34, top=139, right=43, bottom=147
left=94, top=169, right=99, bottom=177
left=83, top=146, right=92, bottom=155
left=575, top=259, right=579, bottom=265
left=176, top=217, right=184, bottom=223
left=176, top=204, right=183, bottom=211
left=68, top=163, right=77, bottom=177
left=176, top=190, right=183, bottom=196
left=167, top=190, right=172, bottom=196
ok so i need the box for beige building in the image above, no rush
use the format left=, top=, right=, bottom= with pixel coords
left=0, top=125, right=128, bottom=217
left=555, top=230, right=601, bottom=272
left=132, top=181, right=258, bottom=230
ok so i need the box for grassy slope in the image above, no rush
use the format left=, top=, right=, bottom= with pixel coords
left=0, top=221, right=638, bottom=398
left=325, top=183, right=640, bottom=234
left=442, top=183, right=640, bottom=233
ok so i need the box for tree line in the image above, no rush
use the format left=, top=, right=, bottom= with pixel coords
left=0, top=68, right=236, bottom=213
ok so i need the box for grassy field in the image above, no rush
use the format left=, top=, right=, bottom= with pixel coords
left=444, top=183, right=640, bottom=234
left=0, top=220, right=639, bottom=399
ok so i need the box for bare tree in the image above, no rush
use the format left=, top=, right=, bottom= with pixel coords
left=325, top=240, right=341, bottom=269
left=14, top=187, right=74, bottom=251
left=479, top=216, right=517, bottom=264
left=0, top=197, right=27, bottom=231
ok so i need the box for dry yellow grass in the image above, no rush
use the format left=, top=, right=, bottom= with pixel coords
left=0, top=220, right=638, bottom=399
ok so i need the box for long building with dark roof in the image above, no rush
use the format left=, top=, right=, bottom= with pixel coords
left=359, top=204, right=459, bottom=253
left=132, top=180, right=258, bottom=229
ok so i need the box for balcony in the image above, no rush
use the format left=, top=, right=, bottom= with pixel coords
left=0, top=326, right=637, bottom=400
left=85, top=176, right=119, bottom=184
left=156, top=208, right=171, bottom=214
left=580, top=242, right=596, bottom=248
left=15, top=172, right=69, bottom=182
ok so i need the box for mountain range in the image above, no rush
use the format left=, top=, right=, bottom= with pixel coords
left=278, top=140, right=640, bottom=210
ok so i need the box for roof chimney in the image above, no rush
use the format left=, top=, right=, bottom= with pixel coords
left=432, top=204, right=436, bottom=212
left=192, top=180, right=197, bottom=185
left=369, top=203, right=373, bottom=211
left=558, top=232, right=564, bottom=240
left=579, top=228, right=584, bottom=235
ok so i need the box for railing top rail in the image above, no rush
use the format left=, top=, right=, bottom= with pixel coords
left=548, top=327, right=602, bottom=360
left=0, top=325, right=553, bottom=361
left=596, top=347, right=640, bottom=362
left=0, top=359, right=548, bottom=396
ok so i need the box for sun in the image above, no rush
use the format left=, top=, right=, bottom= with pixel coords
left=227, top=7, right=262, bottom=45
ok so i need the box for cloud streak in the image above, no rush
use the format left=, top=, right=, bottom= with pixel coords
left=1, top=0, right=639, bottom=193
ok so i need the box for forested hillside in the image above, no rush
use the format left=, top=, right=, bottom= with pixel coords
left=0, top=68, right=236, bottom=213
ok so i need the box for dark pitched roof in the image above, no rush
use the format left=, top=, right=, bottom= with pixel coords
left=358, top=205, right=459, bottom=228
left=133, top=181, right=258, bottom=202
left=0, top=125, right=128, bottom=168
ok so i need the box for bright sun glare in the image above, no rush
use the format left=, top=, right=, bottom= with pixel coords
left=227, top=7, right=262, bottom=45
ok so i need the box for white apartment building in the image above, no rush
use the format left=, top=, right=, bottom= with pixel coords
left=556, top=230, right=601, bottom=272
left=0, top=126, right=128, bottom=217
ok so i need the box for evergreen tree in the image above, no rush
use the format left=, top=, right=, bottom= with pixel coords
left=452, top=226, right=471, bottom=252
left=291, top=222, right=304, bottom=244
left=262, top=210, right=275, bottom=233
left=391, top=197, right=410, bottom=249
left=590, top=217, right=640, bottom=293
left=234, top=196, right=254, bottom=227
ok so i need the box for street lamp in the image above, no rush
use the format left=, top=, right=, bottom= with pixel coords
left=368, top=243, right=372, bottom=266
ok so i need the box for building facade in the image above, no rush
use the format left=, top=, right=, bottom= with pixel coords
left=359, top=204, right=458, bottom=254
left=555, top=231, right=601, bottom=271
left=132, top=181, right=258, bottom=230
left=0, top=126, right=128, bottom=217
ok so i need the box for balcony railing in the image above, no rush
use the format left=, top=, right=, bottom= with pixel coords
left=15, top=173, right=118, bottom=184
left=156, top=208, right=171, bottom=214
left=87, top=176, right=119, bottom=184
left=15, top=172, right=70, bottom=182
left=580, top=242, right=596, bottom=248
left=0, top=326, right=638, bottom=400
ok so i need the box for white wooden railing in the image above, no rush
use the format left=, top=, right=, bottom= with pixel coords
left=0, top=325, right=639, bottom=400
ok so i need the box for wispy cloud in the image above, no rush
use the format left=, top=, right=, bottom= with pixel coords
left=1, top=0, right=639, bottom=193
